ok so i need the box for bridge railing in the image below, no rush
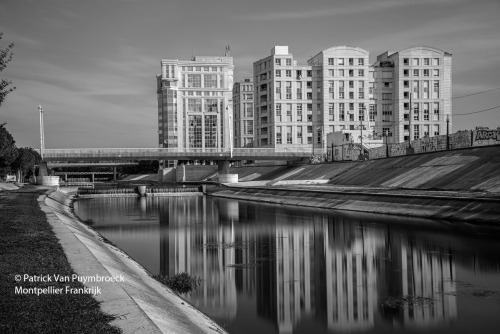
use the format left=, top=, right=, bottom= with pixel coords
left=42, top=147, right=313, bottom=160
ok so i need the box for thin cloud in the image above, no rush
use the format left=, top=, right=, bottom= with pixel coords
left=239, top=0, right=463, bottom=21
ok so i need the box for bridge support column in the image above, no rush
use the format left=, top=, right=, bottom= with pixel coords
left=217, top=160, right=238, bottom=184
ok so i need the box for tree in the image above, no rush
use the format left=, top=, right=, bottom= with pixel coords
left=1, top=32, right=15, bottom=109
left=0, top=123, right=18, bottom=176
left=11, top=147, right=41, bottom=182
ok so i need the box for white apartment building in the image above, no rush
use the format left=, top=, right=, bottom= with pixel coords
left=253, top=46, right=371, bottom=154
left=156, top=55, right=234, bottom=166
left=232, top=79, right=254, bottom=148
left=371, top=47, right=452, bottom=143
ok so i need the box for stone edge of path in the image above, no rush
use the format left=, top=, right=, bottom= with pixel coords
left=39, top=188, right=227, bottom=334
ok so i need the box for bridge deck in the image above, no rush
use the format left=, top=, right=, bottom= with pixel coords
left=42, top=148, right=312, bottom=161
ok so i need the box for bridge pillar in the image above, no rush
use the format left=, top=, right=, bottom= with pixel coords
left=217, top=160, right=230, bottom=174
left=217, top=160, right=238, bottom=184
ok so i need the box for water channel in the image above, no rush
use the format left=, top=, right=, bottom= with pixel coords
left=74, top=195, right=500, bottom=334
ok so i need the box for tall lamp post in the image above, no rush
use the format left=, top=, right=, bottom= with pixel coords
left=446, top=114, right=450, bottom=150
left=38, top=105, right=45, bottom=159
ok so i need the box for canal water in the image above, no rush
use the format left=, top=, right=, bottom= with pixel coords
left=74, top=196, right=500, bottom=334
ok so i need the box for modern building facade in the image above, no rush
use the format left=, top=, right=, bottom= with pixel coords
left=371, top=47, right=452, bottom=144
left=156, top=55, right=234, bottom=166
left=252, top=46, right=372, bottom=154
left=248, top=45, right=452, bottom=155
left=232, top=78, right=254, bottom=148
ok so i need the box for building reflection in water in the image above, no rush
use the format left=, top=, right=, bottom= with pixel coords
left=156, top=197, right=458, bottom=333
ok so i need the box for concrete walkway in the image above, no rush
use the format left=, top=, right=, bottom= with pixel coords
left=40, top=187, right=226, bottom=334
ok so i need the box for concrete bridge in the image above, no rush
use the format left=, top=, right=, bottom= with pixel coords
left=42, top=148, right=312, bottom=162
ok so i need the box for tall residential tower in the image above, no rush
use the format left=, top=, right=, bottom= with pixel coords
left=157, top=55, right=234, bottom=166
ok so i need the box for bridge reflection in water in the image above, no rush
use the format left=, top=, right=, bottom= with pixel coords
left=74, top=196, right=500, bottom=334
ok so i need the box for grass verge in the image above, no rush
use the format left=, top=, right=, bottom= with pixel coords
left=0, top=188, right=122, bottom=334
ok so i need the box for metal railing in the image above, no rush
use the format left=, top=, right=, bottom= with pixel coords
left=42, top=147, right=313, bottom=161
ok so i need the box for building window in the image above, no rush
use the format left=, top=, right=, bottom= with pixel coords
left=423, top=81, right=429, bottom=99
left=328, top=69, right=334, bottom=77
left=307, top=104, right=312, bottom=112
left=297, top=104, right=303, bottom=121
left=412, top=58, right=419, bottom=66
left=433, top=58, right=440, bottom=66
left=358, top=58, right=364, bottom=66
left=328, top=58, right=334, bottom=65
left=286, top=70, right=291, bottom=77
left=424, top=58, right=430, bottom=66
left=433, top=102, right=440, bottom=120
left=328, top=103, right=334, bottom=121
left=423, top=103, right=430, bottom=121
left=413, top=69, right=419, bottom=77
left=433, top=124, right=439, bottom=136
left=286, top=81, right=292, bottom=99
left=187, top=74, right=201, bottom=87
left=382, top=104, right=392, bottom=115
left=433, top=81, right=439, bottom=98
left=413, top=81, right=419, bottom=99
left=204, top=74, right=217, bottom=88
left=275, top=58, right=281, bottom=66
left=382, top=93, right=392, bottom=100
left=286, top=58, right=292, bottom=66
left=413, top=103, right=419, bottom=120
left=188, top=98, right=202, bottom=112
left=434, top=69, right=439, bottom=76
left=275, top=103, right=282, bottom=122
left=369, top=104, right=377, bottom=121
left=286, top=104, right=292, bottom=121
left=276, top=70, right=281, bottom=77
left=403, top=69, right=409, bottom=77
left=287, top=126, right=292, bottom=144
left=383, top=127, right=392, bottom=136
left=414, top=125, right=419, bottom=140
left=423, top=69, right=429, bottom=77
left=349, top=58, right=354, bottom=66
left=276, top=126, right=282, bottom=144
left=358, top=69, right=364, bottom=77
left=205, top=98, right=219, bottom=112
left=245, top=120, right=253, bottom=135
left=188, top=115, right=202, bottom=148
left=339, top=103, right=345, bottom=121
left=403, top=58, right=409, bottom=65
left=204, top=115, right=217, bottom=148
left=349, top=69, right=354, bottom=77
left=338, top=58, right=344, bottom=66
left=338, top=69, right=344, bottom=77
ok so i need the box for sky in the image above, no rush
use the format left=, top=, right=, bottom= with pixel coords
left=0, top=0, right=499, bottom=149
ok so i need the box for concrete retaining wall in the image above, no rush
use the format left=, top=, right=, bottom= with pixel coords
left=210, top=187, right=500, bottom=224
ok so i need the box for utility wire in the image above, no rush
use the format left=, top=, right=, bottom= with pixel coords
left=452, top=87, right=500, bottom=100
left=454, top=105, right=500, bottom=116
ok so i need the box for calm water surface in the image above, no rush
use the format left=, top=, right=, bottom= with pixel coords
left=74, top=196, right=500, bottom=334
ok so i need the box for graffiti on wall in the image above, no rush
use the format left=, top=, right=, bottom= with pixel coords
left=475, top=129, right=500, bottom=141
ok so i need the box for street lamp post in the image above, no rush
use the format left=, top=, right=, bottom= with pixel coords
left=446, top=114, right=450, bottom=150
left=38, top=105, right=45, bottom=159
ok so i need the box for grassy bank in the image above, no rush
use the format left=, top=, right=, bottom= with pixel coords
left=0, top=188, right=121, bottom=334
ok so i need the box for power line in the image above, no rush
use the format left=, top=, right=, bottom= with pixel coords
left=454, top=105, right=500, bottom=116
left=452, top=87, right=500, bottom=100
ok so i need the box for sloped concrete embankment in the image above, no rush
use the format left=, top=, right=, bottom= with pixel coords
left=328, top=146, right=500, bottom=192
left=210, top=187, right=500, bottom=224
left=228, top=146, right=500, bottom=193
left=41, top=190, right=227, bottom=334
